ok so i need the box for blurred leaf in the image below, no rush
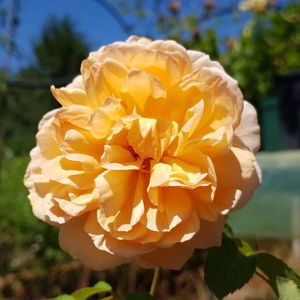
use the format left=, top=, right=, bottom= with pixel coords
left=277, top=277, right=300, bottom=300
left=223, top=223, right=234, bottom=238
left=204, top=236, right=256, bottom=299
left=48, top=295, right=75, bottom=300
left=223, top=224, right=255, bottom=256
left=34, top=16, right=89, bottom=78
left=47, top=281, right=112, bottom=300
left=256, top=253, right=300, bottom=295
left=122, top=292, right=154, bottom=300
left=183, top=15, right=198, bottom=31
left=236, top=239, right=255, bottom=257
left=71, top=281, right=112, bottom=300
left=136, top=9, right=146, bottom=18
left=94, top=281, right=112, bottom=290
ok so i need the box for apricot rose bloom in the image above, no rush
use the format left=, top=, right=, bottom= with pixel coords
left=24, top=36, right=261, bottom=270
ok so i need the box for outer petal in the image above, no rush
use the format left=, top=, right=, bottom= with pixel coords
left=84, top=210, right=155, bottom=259
left=66, top=75, right=85, bottom=90
left=51, top=85, right=90, bottom=107
left=188, top=50, right=224, bottom=70
left=59, top=214, right=130, bottom=271
left=189, top=215, right=226, bottom=249
left=198, top=67, right=244, bottom=128
left=136, top=240, right=194, bottom=270
left=85, top=42, right=144, bottom=68
left=233, top=101, right=260, bottom=154
left=213, top=147, right=262, bottom=213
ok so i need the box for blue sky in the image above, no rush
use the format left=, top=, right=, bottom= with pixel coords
left=0, top=0, right=295, bottom=73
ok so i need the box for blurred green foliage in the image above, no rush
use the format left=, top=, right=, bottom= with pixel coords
left=1, top=16, right=89, bottom=156
left=33, top=16, right=89, bottom=79
left=180, top=3, right=300, bottom=105
left=222, top=3, right=300, bottom=104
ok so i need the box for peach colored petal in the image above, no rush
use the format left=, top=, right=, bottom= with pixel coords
left=81, top=61, right=110, bottom=109
left=212, top=147, right=262, bottom=213
left=36, top=113, right=62, bottom=160
left=127, top=117, right=177, bottom=160
left=187, top=50, right=223, bottom=70
left=128, top=49, right=181, bottom=88
left=95, top=170, right=138, bottom=217
left=121, top=68, right=167, bottom=115
left=59, top=214, right=130, bottom=271
left=126, top=35, right=152, bottom=45
left=112, top=173, right=146, bottom=230
left=85, top=211, right=155, bottom=259
left=100, top=144, right=142, bottom=170
left=149, top=158, right=209, bottom=189
left=86, top=97, right=125, bottom=139
left=137, top=241, right=195, bottom=270
left=147, top=39, right=192, bottom=75
left=233, top=101, right=260, bottom=153
left=85, top=42, right=143, bottom=68
left=198, top=67, right=244, bottom=128
left=51, top=85, right=90, bottom=107
left=142, top=188, right=192, bottom=232
left=189, top=216, right=226, bottom=249
left=82, top=58, right=128, bottom=109
left=66, top=75, right=85, bottom=90
left=38, top=108, right=61, bottom=131
left=59, top=129, right=101, bottom=160
left=157, top=212, right=200, bottom=248
left=30, top=192, right=71, bottom=225
left=231, top=154, right=262, bottom=211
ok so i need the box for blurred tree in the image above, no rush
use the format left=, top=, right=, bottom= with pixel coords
left=267, top=3, right=300, bottom=75
left=221, top=2, right=300, bottom=104
left=3, top=16, right=89, bottom=155
left=182, top=28, right=219, bottom=61
left=32, top=16, right=89, bottom=78
left=0, top=0, right=22, bottom=73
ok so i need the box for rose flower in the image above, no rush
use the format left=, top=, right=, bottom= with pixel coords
left=24, top=36, right=261, bottom=270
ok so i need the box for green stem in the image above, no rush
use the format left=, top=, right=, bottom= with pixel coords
left=150, top=267, right=160, bottom=297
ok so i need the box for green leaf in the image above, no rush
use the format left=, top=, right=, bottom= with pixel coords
left=122, top=292, right=154, bottom=300
left=223, top=224, right=255, bottom=256
left=236, top=239, right=255, bottom=257
left=204, top=236, right=256, bottom=299
left=48, top=295, right=75, bottom=300
left=70, top=281, right=112, bottom=300
left=256, top=253, right=300, bottom=295
left=182, top=15, right=198, bottom=31
left=223, top=223, right=234, bottom=239
left=93, top=281, right=112, bottom=290
left=277, top=277, right=300, bottom=300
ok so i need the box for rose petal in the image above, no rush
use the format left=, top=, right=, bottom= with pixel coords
left=233, top=101, right=260, bottom=153
left=59, top=214, right=130, bottom=270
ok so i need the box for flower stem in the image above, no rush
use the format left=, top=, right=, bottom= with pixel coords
left=150, top=267, right=160, bottom=297
left=255, top=270, right=269, bottom=285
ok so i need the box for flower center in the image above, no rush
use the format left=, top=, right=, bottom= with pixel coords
left=127, top=145, right=152, bottom=173
left=141, top=157, right=152, bottom=173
